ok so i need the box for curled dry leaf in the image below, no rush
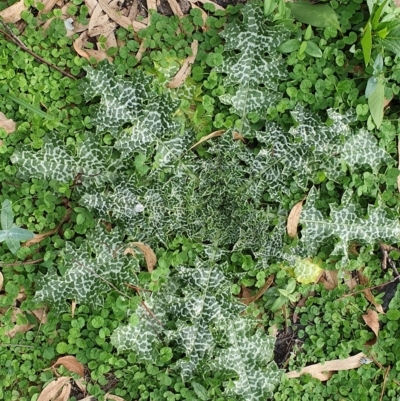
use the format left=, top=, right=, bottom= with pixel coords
left=287, top=352, right=367, bottom=381
left=318, top=270, right=338, bottom=290
left=37, top=377, right=71, bottom=401
left=168, top=40, right=198, bottom=89
left=0, top=271, right=3, bottom=292
left=71, top=299, right=77, bottom=318
left=362, top=309, right=380, bottom=338
left=130, top=242, right=157, bottom=273
left=74, top=31, right=111, bottom=62
left=190, top=130, right=226, bottom=150
left=50, top=356, right=85, bottom=378
left=0, top=0, right=27, bottom=22
left=0, top=112, right=16, bottom=133
left=123, top=247, right=136, bottom=256
left=287, top=198, right=305, bottom=238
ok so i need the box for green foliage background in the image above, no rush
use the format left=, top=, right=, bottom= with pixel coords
left=0, top=0, right=400, bottom=400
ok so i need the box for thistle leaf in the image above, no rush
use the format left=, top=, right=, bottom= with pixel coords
left=211, top=319, right=282, bottom=401
left=216, top=3, right=289, bottom=133
left=34, top=228, right=139, bottom=313
left=82, top=61, right=152, bottom=136
left=300, top=187, right=400, bottom=263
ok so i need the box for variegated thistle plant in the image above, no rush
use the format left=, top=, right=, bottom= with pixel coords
left=10, top=3, right=400, bottom=400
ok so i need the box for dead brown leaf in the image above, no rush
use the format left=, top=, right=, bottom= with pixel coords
left=50, top=356, right=85, bottom=378
left=362, top=309, right=380, bottom=337
left=190, top=130, right=226, bottom=150
left=71, top=299, right=77, bottom=318
left=287, top=199, right=305, bottom=238
left=190, top=0, right=224, bottom=10
left=16, top=286, right=27, bottom=302
left=343, top=270, right=357, bottom=290
left=37, top=377, right=71, bottom=401
left=32, top=308, right=48, bottom=324
left=318, top=270, right=338, bottom=290
left=0, top=112, right=16, bottom=133
left=241, top=275, right=274, bottom=305
left=168, top=40, right=198, bottom=88
left=24, top=229, right=58, bottom=247
left=130, top=242, right=157, bottom=273
left=358, top=270, right=385, bottom=314
left=98, top=0, right=146, bottom=31
left=4, top=307, right=35, bottom=338
left=105, top=394, right=127, bottom=401
left=147, top=0, right=157, bottom=12
left=166, top=0, right=184, bottom=16
left=42, top=0, right=59, bottom=13
left=0, top=0, right=27, bottom=23
left=0, top=272, right=3, bottom=292
left=135, top=40, right=147, bottom=62
left=123, top=247, right=136, bottom=257
left=287, top=352, right=367, bottom=381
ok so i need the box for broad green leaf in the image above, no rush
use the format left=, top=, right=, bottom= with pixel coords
left=371, top=0, right=389, bottom=29
left=211, top=319, right=282, bottom=401
left=365, top=76, right=378, bottom=98
left=278, top=39, right=300, bottom=53
left=300, top=187, right=400, bottom=264
left=378, top=26, right=400, bottom=56
left=368, top=77, right=385, bottom=128
left=305, top=41, right=322, bottom=58
left=1, top=199, right=13, bottom=230
left=373, top=54, right=383, bottom=74
left=191, top=382, right=209, bottom=401
left=6, top=237, right=21, bottom=255
left=264, top=0, right=276, bottom=17
left=361, top=21, right=372, bottom=65
left=298, top=41, right=307, bottom=55
left=7, top=227, right=35, bottom=241
left=287, top=2, right=341, bottom=30
left=0, top=230, right=8, bottom=242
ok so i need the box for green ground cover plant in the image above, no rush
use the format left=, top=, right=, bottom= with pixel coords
left=1, top=0, right=400, bottom=400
